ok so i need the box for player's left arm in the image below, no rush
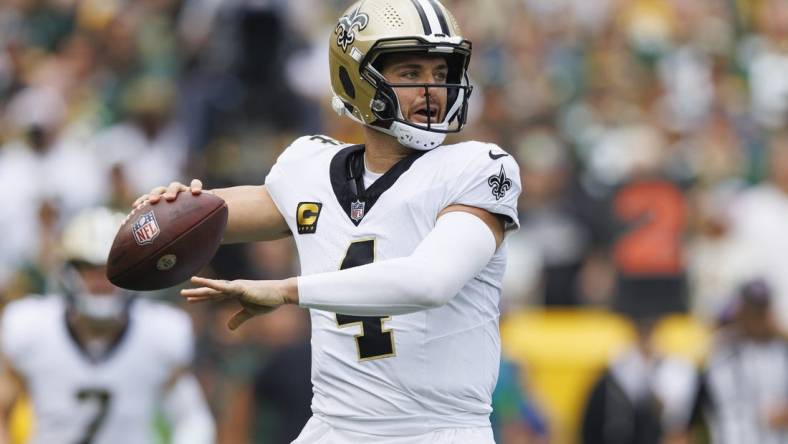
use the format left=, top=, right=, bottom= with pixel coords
left=182, top=205, right=507, bottom=328
left=182, top=146, right=520, bottom=328
left=161, top=367, right=216, bottom=444
left=439, top=204, right=506, bottom=247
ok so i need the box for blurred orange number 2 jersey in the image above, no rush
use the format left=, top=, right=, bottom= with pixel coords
left=613, top=180, right=687, bottom=276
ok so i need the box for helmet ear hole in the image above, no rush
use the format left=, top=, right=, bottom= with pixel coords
left=339, top=66, right=356, bottom=99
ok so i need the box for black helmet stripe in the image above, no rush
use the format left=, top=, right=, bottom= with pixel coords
left=426, top=0, right=451, bottom=36
left=410, top=0, right=451, bottom=36
left=409, top=0, right=432, bottom=34
left=413, top=0, right=450, bottom=35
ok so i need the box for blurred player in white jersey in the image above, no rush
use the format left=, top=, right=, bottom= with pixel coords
left=135, top=0, right=521, bottom=442
left=0, top=208, right=215, bottom=444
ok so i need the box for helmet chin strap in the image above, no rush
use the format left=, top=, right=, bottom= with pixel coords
left=390, top=121, right=446, bottom=150
left=388, top=86, right=449, bottom=150
left=331, top=94, right=449, bottom=151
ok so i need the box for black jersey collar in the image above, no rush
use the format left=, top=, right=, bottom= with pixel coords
left=329, top=145, right=424, bottom=226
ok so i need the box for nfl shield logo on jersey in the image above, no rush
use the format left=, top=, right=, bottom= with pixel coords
left=132, top=211, right=160, bottom=245
left=350, top=200, right=365, bottom=222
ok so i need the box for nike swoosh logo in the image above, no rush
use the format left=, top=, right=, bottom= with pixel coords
left=489, top=151, right=509, bottom=160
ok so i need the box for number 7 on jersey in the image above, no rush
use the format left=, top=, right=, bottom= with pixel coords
left=335, top=239, right=396, bottom=361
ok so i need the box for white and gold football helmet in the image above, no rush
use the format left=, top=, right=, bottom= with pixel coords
left=61, top=207, right=125, bottom=268
left=329, top=0, right=473, bottom=150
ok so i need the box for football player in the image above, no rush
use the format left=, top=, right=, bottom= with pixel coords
left=0, top=208, right=216, bottom=444
left=135, top=0, right=521, bottom=442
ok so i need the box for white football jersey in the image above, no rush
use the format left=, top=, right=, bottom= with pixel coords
left=265, top=135, right=521, bottom=435
left=0, top=296, right=194, bottom=444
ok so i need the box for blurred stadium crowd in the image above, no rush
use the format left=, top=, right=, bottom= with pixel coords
left=1, top=0, right=788, bottom=443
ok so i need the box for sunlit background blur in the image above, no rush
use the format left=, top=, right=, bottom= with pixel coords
left=2, top=0, right=788, bottom=443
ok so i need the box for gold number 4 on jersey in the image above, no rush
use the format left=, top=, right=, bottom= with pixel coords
left=334, top=239, right=396, bottom=361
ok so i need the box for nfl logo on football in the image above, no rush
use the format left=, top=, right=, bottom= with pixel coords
left=132, top=211, right=160, bottom=245
left=350, top=200, right=365, bottom=222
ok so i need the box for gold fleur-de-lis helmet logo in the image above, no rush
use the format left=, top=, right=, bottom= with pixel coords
left=335, top=8, right=369, bottom=52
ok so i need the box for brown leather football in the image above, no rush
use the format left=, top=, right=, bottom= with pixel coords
left=107, top=193, right=228, bottom=291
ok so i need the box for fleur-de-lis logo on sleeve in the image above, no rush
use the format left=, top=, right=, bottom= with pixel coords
left=335, top=9, right=369, bottom=52
left=487, top=165, right=512, bottom=200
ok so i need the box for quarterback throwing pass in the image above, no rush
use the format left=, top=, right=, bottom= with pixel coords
left=138, top=0, right=521, bottom=442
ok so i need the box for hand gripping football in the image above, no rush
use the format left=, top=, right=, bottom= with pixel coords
left=107, top=193, right=228, bottom=291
